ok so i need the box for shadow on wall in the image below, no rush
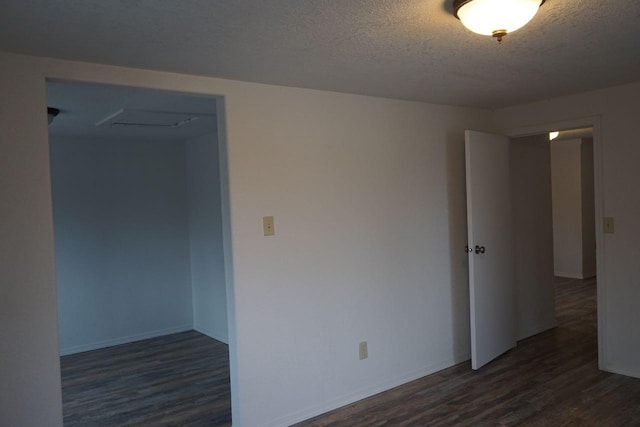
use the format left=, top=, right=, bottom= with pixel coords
left=445, top=129, right=471, bottom=362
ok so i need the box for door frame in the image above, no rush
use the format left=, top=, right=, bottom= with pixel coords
left=504, top=116, right=605, bottom=370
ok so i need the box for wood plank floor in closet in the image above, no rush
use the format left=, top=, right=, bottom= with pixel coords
left=60, top=330, right=231, bottom=426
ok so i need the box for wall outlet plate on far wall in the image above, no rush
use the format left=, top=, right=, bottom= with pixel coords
left=263, top=216, right=274, bottom=236
left=603, top=217, right=615, bottom=234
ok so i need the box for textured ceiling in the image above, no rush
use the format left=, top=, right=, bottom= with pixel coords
left=2, top=0, right=640, bottom=108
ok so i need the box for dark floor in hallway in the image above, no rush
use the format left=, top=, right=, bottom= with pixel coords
left=60, top=330, right=231, bottom=426
left=296, top=277, right=640, bottom=426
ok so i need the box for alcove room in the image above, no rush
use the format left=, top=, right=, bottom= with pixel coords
left=47, top=81, right=231, bottom=425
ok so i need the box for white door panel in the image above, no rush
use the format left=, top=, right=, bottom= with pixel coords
left=465, top=130, right=516, bottom=370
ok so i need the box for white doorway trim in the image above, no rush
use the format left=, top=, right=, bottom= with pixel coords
left=503, top=116, right=606, bottom=371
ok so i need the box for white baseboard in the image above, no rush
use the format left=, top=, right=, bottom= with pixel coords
left=554, top=271, right=584, bottom=279
left=264, top=352, right=470, bottom=427
left=603, top=365, right=640, bottom=380
left=193, top=325, right=229, bottom=345
left=59, top=324, right=193, bottom=356
left=517, top=318, right=557, bottom=341
left=554, top=271, right=597, bottom=280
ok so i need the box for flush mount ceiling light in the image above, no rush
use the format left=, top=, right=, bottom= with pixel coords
left=453, top=0, right=545, bottom=42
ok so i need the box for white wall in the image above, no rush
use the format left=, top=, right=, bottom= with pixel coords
left=551, top=139, right=584, bottom=278
left=0, top=54, right=63, bottom=427
left=223, top=73, right=493, bottom=426
left=498, top=82, right=640, bottom=379
left=185, top=132, right=228, bottom=343
left=0, top=52, right=495, bottom=427
left=50, top=137, right=194, bottom=355
left=550, top=138, right=596, bottom=279
left=3, top=50, right=639, bottom=427
left=511, top=135, right=556, bottom=340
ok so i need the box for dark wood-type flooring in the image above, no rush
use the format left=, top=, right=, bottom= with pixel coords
left=297, top=277, right=640, bottom=426
left=62, top=278, right=640, bottom=426
left=60, top=330, right=231, bottom=426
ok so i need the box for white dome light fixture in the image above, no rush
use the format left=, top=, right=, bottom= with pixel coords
left=453, top=0, right=545, bottom=42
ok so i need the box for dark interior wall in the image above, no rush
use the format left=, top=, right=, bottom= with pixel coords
left=185, top=132, right=228, bottom=343
left=50, top=137, right=194, bottom=354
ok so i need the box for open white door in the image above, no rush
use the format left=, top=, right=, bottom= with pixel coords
left=465, top=130, right=516, bottom=370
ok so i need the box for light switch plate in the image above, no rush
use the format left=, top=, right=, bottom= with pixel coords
left=603, top=217, right=614, bottom=234
left=263, top=216, right=275, bottom=236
